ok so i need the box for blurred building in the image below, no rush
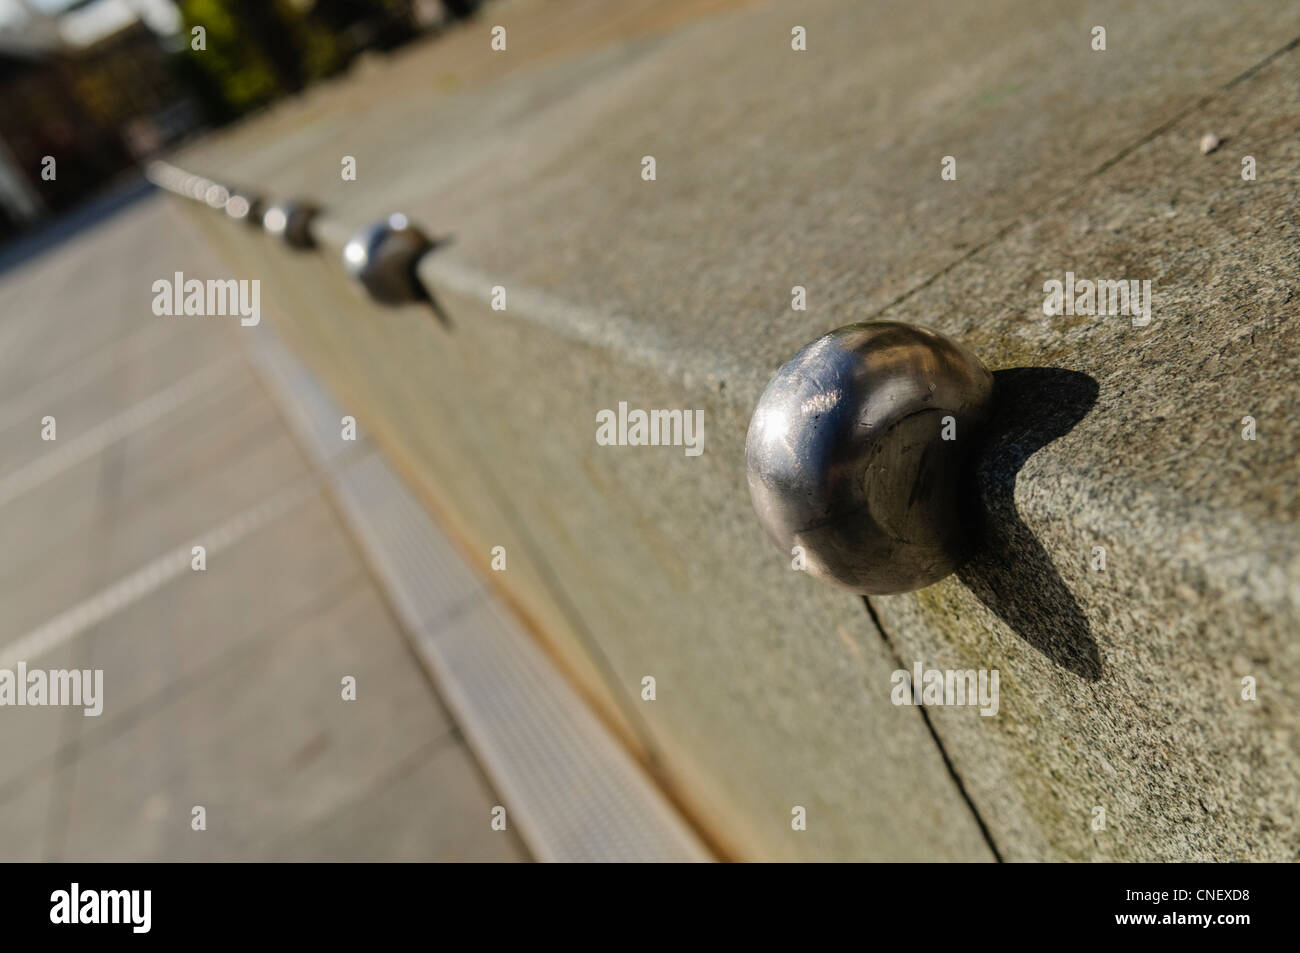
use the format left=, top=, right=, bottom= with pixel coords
left=0, top=0, right=201, bottom=239
left=0, top=0, right=483, bottom=241
left=0, top=30, right=49, bottom=231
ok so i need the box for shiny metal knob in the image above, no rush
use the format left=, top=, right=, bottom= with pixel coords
left=203, top=184, right=230, bottom=209
left=182, top=173, right=213, bottom=202
left=225, top=191, right=264, bottom=226
left=262, top=200, right=318, bottom=249
left=342, top=214, right=432, bottom=305
left=745, top=322, right=994, bottom=595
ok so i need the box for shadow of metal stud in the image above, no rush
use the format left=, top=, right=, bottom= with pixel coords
left=342, top=214, right=432, bottom=305
left=745, top=321, right=994, bottom=595
left=263, top=200, right=318, bottom=249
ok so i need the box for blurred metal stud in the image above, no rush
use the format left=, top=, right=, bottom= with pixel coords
left=342, top=214, right=433, bottom=305
left=745, top=321, right=994, bottom=595
left=189, top=176, right=214, bottom=202
left=262, top=200, right=318, bottom=249
left=225, top=191, right=264, bottom=226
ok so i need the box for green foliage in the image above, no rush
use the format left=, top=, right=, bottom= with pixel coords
left=178, top=0, right=280, bottom=113
left=175, top=0, right=375, bottom=117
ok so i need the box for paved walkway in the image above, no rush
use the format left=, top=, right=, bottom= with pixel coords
left=0, top=188, right=528, bottom=861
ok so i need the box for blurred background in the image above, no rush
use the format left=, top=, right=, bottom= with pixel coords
left=0, top=0, right=479, bottom=241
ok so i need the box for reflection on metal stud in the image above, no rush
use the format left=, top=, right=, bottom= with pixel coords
left=262, top=200, right=318, bottom=249
left=342, top=214, right=432, bottom=305
left=745, top=322, right=994, bottom=595
left=225, top=191, right=264, bottom=226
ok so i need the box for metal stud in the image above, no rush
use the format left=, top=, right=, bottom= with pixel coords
left=745, top=321, right=994, bottom=595
left=342, top=214, right=433, bottom=305
left=203, top=184, right=230, bottom=209
left=262, top=200, right=318, bottom=249
left=225, top=191, right=264, bottom=226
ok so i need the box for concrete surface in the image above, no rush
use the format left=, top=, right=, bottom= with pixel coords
left=0, top=194, right=528, bottom=862
left=867, top=42, right=1300, bottom=861
left=169, top=0, right=1299, bottom=860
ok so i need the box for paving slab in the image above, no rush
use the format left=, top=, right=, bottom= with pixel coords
left=0, top=197, right=230, bottom=401
left=52, top=494, right=363, bottom=758
left=54, top=583, right=456, bottom=861
left=0, top=199, right=531, bottom=862
left=266, top=737, right=528, bottom=862
left=0, top=369, right=308, bottom=639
